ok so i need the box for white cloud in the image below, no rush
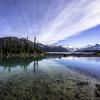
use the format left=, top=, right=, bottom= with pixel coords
left=0, top=0, right=100, bottom=44
left=38, top=0, right=100, bottom=44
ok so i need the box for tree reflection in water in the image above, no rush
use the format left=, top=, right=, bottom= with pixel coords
left=33, top=60, right=38, bottom=72
left=0, top=57, right=43, bottom=72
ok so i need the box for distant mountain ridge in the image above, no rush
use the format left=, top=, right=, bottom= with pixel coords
left=0, top=37, right=69, bottom=52
left=0, top=37, right=100, bottom=52
left=78, top=44, right=100, bottom=51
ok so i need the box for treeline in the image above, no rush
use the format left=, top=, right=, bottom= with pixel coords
left=0, top=37, right=43, bottom=57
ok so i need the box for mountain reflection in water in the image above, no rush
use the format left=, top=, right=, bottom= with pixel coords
left=0, top=56, right=100, bottom=80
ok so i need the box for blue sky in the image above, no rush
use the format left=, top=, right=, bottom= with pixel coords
left=57, top=25, right=100, bottom=47
left=0, top=0, right=100, bottom=47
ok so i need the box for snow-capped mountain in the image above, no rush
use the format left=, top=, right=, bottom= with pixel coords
left=79, top=44, right=100, bottom=51
left=62, top=45, right=78, bottom=51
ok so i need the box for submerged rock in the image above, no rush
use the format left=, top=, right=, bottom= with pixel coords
left=95, top=84, right=100, bottom=97
left=77, top=81, right=89, bottom=86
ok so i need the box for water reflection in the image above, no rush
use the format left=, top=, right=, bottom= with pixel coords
left=0, top=57, right=43, bottom=72
left=0, top=56, right=100, bottom=80
left=33, top=60, right=38, bottom=72
left=55, top=57, right=100, bottom=79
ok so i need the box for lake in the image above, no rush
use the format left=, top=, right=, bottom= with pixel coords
left=0, top=56, right=100, bottom=100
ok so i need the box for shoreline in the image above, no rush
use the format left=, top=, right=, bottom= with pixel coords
left=0, top=52, right=100, bottom=58
left=0, top=53, right=46, bottom=58
left=47, top=52, right=100, bottom=57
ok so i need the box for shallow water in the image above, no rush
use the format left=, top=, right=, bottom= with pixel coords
left=0, top=56, right=100, bottom=100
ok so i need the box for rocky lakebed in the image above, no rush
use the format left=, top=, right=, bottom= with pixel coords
left=0, top=67, right=100, bottom=100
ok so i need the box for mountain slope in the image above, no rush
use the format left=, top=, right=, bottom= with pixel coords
left=79, top=44, right=100, bottom=51
left=0, top=37, right=68, bottom=53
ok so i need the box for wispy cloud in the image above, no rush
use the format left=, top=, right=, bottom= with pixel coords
left=38, top=0, right=100, bottom=44
left=0, top=0, right=100, bottom=44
